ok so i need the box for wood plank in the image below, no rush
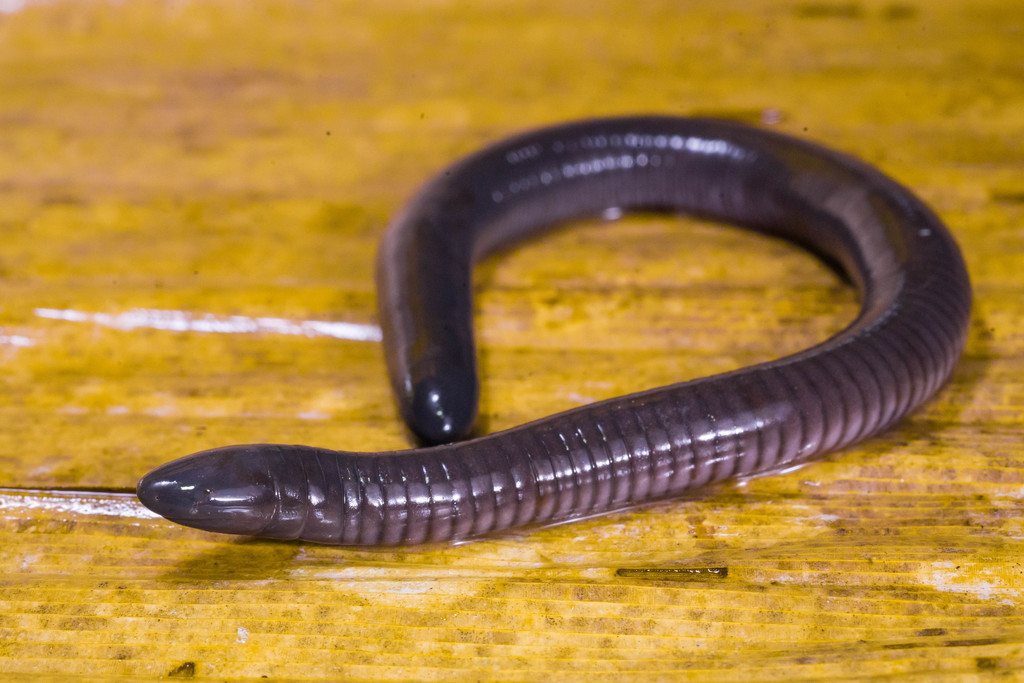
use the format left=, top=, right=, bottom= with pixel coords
left=0, top=0, right=1022, bottom=679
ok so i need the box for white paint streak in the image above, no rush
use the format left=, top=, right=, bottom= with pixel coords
left=0, top=0, right=30, bottom=13
left=364, top=582, right=436, bottom=594
left=35, top=307, right=383, bottom=342
left=0, top=489, right=161, bottom=519
left=0, top=334, right=34, bottom=347
left=918, top=560, right=1022, bottom=602
left=236, top=626, right=249, bottom=644
left=0, top=0, right=72, bottom=13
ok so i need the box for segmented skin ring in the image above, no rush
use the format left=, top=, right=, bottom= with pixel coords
left=137, top=116, right=971, bottom=546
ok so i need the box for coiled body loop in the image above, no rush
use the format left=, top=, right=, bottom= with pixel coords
left=138, top=116, right=971, bottom=546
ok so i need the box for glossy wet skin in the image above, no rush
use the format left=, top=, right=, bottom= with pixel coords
left=137, top=116, right=972, bottom=546
left=137, top=446, right=278, bottom=535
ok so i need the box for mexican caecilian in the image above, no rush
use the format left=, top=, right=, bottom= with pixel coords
left=137, top=116, right=971, bottom=546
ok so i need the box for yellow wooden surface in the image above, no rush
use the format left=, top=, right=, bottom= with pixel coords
left=0, top=0, right=1022, bottom=679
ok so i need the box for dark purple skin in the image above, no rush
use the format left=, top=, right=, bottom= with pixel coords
left=137, top=116, right=972, bottom=546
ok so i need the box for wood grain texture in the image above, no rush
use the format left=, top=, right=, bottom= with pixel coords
left=0, top=0, right=1021, bottom=679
